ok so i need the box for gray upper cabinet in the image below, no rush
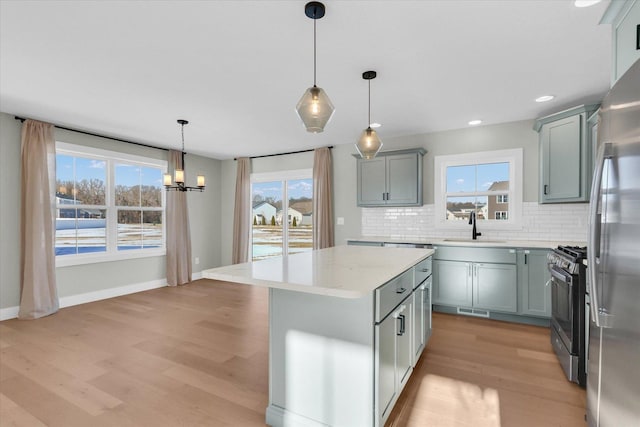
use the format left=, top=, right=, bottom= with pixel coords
left=601, top=0, right=640, bottom=85
left=517, top=249, right=551, bottom=318
left=535, top=104, right=600, bottom=203
left=356, top=148, right=425, bottom=207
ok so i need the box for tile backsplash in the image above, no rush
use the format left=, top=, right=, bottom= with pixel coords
left=362, top=202, right=589, bottom=243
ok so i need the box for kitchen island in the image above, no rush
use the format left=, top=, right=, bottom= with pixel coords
left=203, top=245, right=434, bottom=427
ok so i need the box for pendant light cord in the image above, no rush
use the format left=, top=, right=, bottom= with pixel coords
left=368, top=79, right=371, bottom=126
left=313, top=17, right=317, bottom=86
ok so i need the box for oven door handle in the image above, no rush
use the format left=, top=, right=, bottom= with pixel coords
left=549, top=266, right=573, bottom=285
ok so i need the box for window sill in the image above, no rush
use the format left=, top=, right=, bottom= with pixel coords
left=55, top=248, right=166, bottom=268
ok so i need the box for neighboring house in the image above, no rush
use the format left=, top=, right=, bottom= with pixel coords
left=290, top=200, right=312, bottom=226
left=253, top=201, right=277, bottom=224
left=446, top=202, right=485, bottom=221
left=277, top=207, right=303, bottom=226
left=486, top=181, right=509, bottom=220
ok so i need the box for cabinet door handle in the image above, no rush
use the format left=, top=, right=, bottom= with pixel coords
left=467, top=263, right=472, bottom=278
left=524, top=254, right=528, bottom=265
left=397, top=314, right=406, bottom=336
left=544, top=184, right=548, bottom=195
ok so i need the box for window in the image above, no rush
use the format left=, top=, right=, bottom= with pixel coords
left=55, top=142, right=167, bottom=266
left=250, top=169, right=313, bottom=261
left=434, top=149, right=522, bottom=229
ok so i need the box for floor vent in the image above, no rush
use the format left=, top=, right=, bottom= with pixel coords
left=457, top=307, right=490, bottom=318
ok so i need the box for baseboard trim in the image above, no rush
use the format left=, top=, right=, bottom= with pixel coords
left=0, top=306, right=20, bottom=321
left=0, top=279, right=168, bottom=321
left=192, top=271, right=203, bottom=280
left=265, top=405, right=329, bottom=427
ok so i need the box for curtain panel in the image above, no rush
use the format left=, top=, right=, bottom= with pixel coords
left=166, top=150, right=192, bottom=286
left=313, top=147, right=335, bottom=249
left=232, top=157, right=251, bottom=264
left=19, top=119, right=59, bottom=319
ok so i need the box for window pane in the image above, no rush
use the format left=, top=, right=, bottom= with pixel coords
left=56, top=154, right=106, bottom=205
left=142, top=210, right=163, bottom=248
left=55, top=208, right=107, bottom=255
left=252, top=181, right=283, bottom=260
left=118, top=210, right=142, bottom=250
left=445, top=196, right=487, bottom=221
left=74, top=157, right=106, bottom=205
left=141, top=167, right=162, bottom=207
left=115, top=164, right=141, bottom=206
left=287, top=179, right=313, bottom=255
left=477, top=162, right=509, bottom=191
left=446, top=165, right=476, bottom=192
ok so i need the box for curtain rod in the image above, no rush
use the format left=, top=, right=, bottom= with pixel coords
left=14, top=116, right=169, bottom=152
left=234, top=146, right=333, bottom=161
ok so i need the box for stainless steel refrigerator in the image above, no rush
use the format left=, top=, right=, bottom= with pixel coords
left=587, top=58, right=640, bottom=427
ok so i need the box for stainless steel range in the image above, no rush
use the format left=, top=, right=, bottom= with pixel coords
left=548, top=245, right=587, bottom=387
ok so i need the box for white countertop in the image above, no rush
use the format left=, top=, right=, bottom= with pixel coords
left=347, top=236, right=587, bottom=249
left=202, top=245, right=434, bottom=298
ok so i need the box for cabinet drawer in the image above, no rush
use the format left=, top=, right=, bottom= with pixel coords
left=375, top=269, right=413, bottom=322
left=414, top=257, right=432, bottom=288
left=434, top=246, right=516, bottom=264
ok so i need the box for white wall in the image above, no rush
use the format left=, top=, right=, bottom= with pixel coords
left=0, top=112, right=222, bottom=312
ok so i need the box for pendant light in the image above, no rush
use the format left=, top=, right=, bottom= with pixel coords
left=296, top=1, right=334, bottom=133
left=163, top=120, right=205, bottom=192
left=355, top=71, right=383, bottom=159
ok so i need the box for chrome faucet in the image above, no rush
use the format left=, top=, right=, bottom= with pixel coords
left=469, top=211, right=482, bottom=240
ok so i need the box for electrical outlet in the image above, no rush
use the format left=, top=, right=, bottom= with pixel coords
left=337, top=217, right=345, bottom=225
left=195, top=257, right=200, bottom=265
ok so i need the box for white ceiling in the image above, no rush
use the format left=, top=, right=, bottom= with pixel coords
left=0, top=0, right=611, bottom=160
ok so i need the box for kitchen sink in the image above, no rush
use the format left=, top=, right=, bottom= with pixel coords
left=442, top=238, right=507, bottom=243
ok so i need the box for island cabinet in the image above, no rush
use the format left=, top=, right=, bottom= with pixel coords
left=534, top=104, right=600, bottom=203
left=432, top=246, right=517, bottom=315
left=202, top=246, right=435, bottom=427
left=356, top=148, right=425, bottom=207
left=517, top=249, right=552, bottom=318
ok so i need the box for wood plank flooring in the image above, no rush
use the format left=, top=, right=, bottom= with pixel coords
left=0, top=279, right=585, bottom=426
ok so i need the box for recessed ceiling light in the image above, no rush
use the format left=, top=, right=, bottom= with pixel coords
left=369, top=122, right=381, bottom=128
left=535, top=95, right=555, bottom=103
left=468, top=120, right=482, bottom=126
left=574, top=0, right=602, bottom=7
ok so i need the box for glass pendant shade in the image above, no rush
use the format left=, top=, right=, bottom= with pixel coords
left=296, top=85, right=335, bottom=133
left=356, top=127, right=383, bottom=160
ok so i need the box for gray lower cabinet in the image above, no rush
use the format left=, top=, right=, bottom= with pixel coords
left=473, top=263, right=518, bottom=313
left=412, top=275, right=432, bottom=362
left=433, top=260, right=517, bottom=313
left=432, top=260, right=472, bottom=307
left=356, top=148, right=425, bottom=207
left=517, top=249, right=552, bottom=317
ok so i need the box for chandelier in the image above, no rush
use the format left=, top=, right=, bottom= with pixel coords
left=163, top=119, right=205, bottom=192
left=355, top=71, right=383, bottom=159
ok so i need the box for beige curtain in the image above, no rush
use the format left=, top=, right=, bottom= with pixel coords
left=313, top=147, right=334, bottom=249
left=19, top=120, right=59, bottom=319
left=166, top=150, right=192, bottom=286
left=232, top=157, right=251, bottom=264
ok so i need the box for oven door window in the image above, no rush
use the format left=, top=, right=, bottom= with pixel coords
left=550, top=267, right=574, bottom=349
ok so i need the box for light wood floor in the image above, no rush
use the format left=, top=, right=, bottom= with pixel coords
left=0, top=279, right=585, bottom=427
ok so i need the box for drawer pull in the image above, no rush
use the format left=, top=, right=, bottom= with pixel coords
left=421, top=268, right=430, bottom=273
left=396, top=287, right=407, bottom=294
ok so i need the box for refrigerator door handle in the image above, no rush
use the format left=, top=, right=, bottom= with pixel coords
left=588, top=142, right=613, bottom=328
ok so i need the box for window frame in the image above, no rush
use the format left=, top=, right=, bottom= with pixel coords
left=434, top=148, right=523, bottom=230
left=55, top=142, right=167, bottom=267
left=249, top=168, right=313, bottom=260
